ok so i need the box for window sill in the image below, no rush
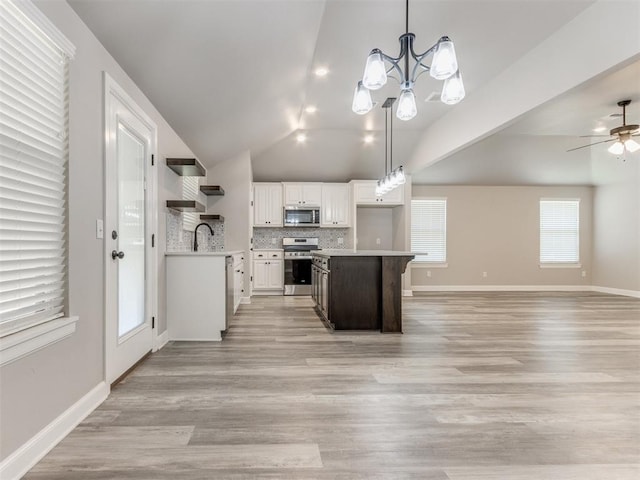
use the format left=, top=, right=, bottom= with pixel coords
left=0, top=316, right=78, bottom=367
left=539, top=263, right=582, bottom=269
left=411, top=262, right=449, bottom=268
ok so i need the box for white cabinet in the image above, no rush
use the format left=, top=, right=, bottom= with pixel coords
left=252, top=250, right=284, bottom=294
left=321, top=183, right=351, bottom=227
left=352, top=181, right=404, bottom=206
left=253, top=183, right=283, bottom=226
left=232, top=253, right=245, bottom=314
left=166, top=255, right=227, bottom=341
left=283, top=183, right=322, bottom=207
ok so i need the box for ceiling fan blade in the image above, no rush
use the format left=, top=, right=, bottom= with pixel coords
left=567, top=138, right=615, bottom=152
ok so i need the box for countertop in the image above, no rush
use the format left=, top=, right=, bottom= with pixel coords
left=312, top=250, right=415, bottom=258
left=165, top=250, right=244, bottom=257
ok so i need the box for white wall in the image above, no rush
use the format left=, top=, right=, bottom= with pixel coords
left=0, top=0, right=192, bottom=462
left=410, top=185, right=593, bottom=288
left=592, top=150, right=640, bottom=293
left=206, top=151, right=253, bottom=295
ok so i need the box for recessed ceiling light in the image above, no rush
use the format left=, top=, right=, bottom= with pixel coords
left=364, top=134, right=374, bottom=144
left=305, top=105, right=317, bottom=114
left=296, top=132, right=307, bottom=143
left=314, top=67, right=329, bottom=77
left=592, top=126, right=607, bottom=133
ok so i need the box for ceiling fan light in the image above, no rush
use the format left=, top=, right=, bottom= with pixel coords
left=608, top=141, right=625, bottom=155
left=362, top=50, right=387, bottom=90
left=397, top=88, right=417, bottom=121
left=624, top=138, right=640, bottom=153
left=430, top=37, right=458, bottom=80
left=352, top=81, right=373, bottom=115
left=441, top=70, right=465, bottom=105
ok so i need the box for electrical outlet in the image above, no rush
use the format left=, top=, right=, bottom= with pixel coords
left=426, top=270, right=431, bottom=278
left=581, top=270, right=587, bottom=278
left=271, top=237, right=277, bottom=245
left=96, top=219, right=104, bottom=239
left=337, top=237, right=344, bottom=245
left=376, top=238, right=381, bottom=245
left=482, top=271, right=488, bottom=278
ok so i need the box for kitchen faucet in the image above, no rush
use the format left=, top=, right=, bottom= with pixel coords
left=193, top=222, right=214, bottom=252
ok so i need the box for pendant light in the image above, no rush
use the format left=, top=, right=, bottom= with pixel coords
left=376, top=98, right=406, bottom=197
left=352, top=0, right=465, bottom=120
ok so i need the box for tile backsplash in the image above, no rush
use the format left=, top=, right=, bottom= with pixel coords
left=253, top=227, right=352, bottom=249
left=166, top=210, right=224, bottom=252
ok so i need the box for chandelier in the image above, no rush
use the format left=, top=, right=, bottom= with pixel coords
left=376, top=97, right=406, bottom=196
left=352, top=0, right=465, bottom=121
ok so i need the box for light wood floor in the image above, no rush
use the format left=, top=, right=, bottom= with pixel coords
left=27, top=292, right=640, bottom=479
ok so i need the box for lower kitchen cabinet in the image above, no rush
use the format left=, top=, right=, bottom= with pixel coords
left=232, top=253, right=245, bottom=313
left=252, top=250, right=284, bottom=295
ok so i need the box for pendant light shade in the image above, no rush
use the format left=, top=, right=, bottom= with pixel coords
left=624, top=138, right=640, bottom=153
left=352, top=81, right=373, bottom=115
left=608, top=141, right=625, bottom=155
left=430, top=36, right=458, bottom=80
left=362, top=50, right=387, bottom=90
left=396, top=89, right=417, bottom=121
left=441, top=70, right=465, bottom=105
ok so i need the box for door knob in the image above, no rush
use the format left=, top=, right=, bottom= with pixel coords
left=111, top=250, right=125, bottom=260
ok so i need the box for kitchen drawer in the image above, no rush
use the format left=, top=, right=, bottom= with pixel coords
left=253, top=250, right=283, bottom=260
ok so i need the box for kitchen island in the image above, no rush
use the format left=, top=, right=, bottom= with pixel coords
left=311, top=250, right=414, bottom=333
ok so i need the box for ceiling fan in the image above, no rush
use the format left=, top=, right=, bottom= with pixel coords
left=568, top=99, right=639, bottom=154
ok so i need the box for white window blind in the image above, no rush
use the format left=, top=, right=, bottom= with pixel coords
left=0, top=0, right=74, bottom=336
left=411, top=199, right=447, bottom=262
left=182, top=176, right=199, bottom=232
left=540, top=199, right=580, bottom=264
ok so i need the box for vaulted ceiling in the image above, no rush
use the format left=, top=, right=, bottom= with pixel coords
left=68, top=0, right=639, bottom=183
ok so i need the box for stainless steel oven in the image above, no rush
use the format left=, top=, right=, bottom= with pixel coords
left=283, top=237, right=319, bottom=295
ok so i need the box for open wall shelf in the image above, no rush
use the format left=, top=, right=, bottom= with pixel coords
left=200, top=185, right=225, bottom=196
left=166, top=158, right=206, bottom=177
left=166, top=200, right=205, bottom=212
left=200, top=214, right=224, bottom=221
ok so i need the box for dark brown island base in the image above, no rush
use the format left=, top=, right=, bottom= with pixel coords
left=311, top=250, right=415, bottom=333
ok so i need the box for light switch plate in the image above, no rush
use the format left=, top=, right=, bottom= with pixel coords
left=96, top=219, right=104, bottom=239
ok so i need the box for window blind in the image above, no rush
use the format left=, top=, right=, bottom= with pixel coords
left=540, top=199, right=580, bottom=264
left=0, top=0, right=73, bottom=336
left=182, top=176, right=199, bottom=231
left=411, top=199, right=447, bottom=262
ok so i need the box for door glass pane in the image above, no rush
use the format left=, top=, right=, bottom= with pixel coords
left=117, top=123, right=146, bottom=337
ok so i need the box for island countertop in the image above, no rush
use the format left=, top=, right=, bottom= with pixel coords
left=312, top=250, right=415, bottom=258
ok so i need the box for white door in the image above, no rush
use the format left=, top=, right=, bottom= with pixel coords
left=104, top=74, right=157, bottom=384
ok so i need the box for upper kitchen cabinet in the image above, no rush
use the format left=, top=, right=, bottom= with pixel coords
left=283, top=183, right=322, bottom=207
left=352, top=180, right=404, bottom=206
left=253, top=183, right=283, bottom=227
left=321, top=183, right=351, bottom=227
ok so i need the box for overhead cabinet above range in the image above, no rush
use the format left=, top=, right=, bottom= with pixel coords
left=283, top=183, right=322, bottom=207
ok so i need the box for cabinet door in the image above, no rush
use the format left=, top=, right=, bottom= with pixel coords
left=267, top=259, right=284, bottom=289
left=322, top=184, right=350, bottom=227
left=283, top=184, right=303, bottom=206
left=252, top=260, right=269, bottom=289
left=382, top=185, right=404, bottom=204
left=253, top=185, right=270, bottom=226
left=302, top=184, right=322, bottom=206
left=353, top=181, right=404, bottom=206
left=268, top=185, right=283, bottom=226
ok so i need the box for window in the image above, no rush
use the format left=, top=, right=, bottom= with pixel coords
left=539, top=199, right=580, bottom=265
left=0, top=0, right=75, bottom=357
left=411, top=199, right=447, bottom=263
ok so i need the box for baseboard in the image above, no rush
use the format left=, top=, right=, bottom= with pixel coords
left=153, top=329, right=169, bottom=352
left=402, top=289, right=413, bottom=297
left=411, top=285, right=591, bottom=292
left=240, top=296, right=251, bottom=304
left=0, top=381, right=109, bottom=480
left=591, top=286, right=640, bottom=298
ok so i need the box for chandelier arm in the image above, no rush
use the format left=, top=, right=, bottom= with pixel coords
left=410, top=57, right=431, bottom=84
left=412, top=67, right=430, bottom=84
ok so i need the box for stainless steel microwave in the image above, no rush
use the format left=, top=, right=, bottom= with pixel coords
left=283, top=207, right=320, bottom=227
